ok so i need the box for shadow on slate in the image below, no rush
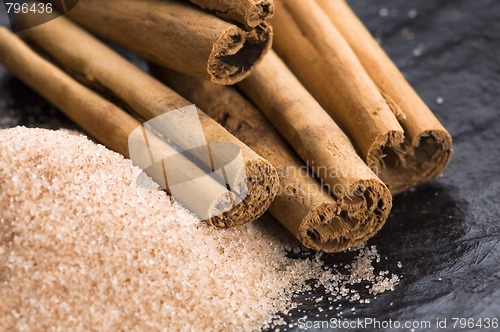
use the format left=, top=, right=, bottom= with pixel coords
left=0, top=0, right=499, bottom=331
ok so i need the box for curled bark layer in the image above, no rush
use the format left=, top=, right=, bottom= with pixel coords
left=65, top=0, right=272, bottom=85
left=272, top=0, right=452, bottom=194
left=317, top=0, right=453, bottom=193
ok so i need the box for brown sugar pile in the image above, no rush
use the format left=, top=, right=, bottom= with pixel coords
left=0, top=127, right=399, bottom=331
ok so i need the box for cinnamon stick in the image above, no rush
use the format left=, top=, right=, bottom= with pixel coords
left=238, top=51, right=393, bottom=246
left=63, top=0, right=272, bottom=85
left=0, top=27, right=235, bottom=221
left=316, top=0, right=453, bottom=191
left=20, top=15, right=280, bottom=228
left=153, top=66, right=391, bottom=252
left=272, top=0, right=452, bottom=194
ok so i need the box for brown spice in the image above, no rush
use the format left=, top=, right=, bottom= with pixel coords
left=317, top=0, right=453, bottom=193
left=238, top=51, right=392, bottom=248
left=153, top=65, right=388, bottom=252
left=272, top=0, right=452, bottom=194
left=64, top=0, right=272, bottom=84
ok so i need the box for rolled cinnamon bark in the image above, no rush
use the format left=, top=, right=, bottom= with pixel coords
left=63, top=0, right=272, bottom=85
left=20, top=15, right=280, bottom=228
left=272, top=0, right=452, bottom=194
left=238, top=51, right=392, bottom=247
left=316, top=0, right=453, bottom=192
left=153, top=65, right=391, bottom=251
left=186, top=0, right=274, bottom=28
left=0, top=27, right=235, bottom=221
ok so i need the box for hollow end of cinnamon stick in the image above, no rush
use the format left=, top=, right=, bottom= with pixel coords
left=298, top=179, right=391, bottom=252
left=246, top=0, right=275, bottom=27
left=207, top=158, right=280, bottom=228
left=368, top=129, right=452, bottom=195
left=210, top=23, right=273, bottom=85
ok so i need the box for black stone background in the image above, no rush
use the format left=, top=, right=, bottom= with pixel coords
left=0, top=1, right=499, bottom=331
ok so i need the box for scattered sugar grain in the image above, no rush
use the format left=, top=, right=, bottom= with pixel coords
left=401, top=27, right=415, bottom=41
left=408, top=9, right=418, bottom=19
left=413, top=44, right=425, bottom=57
left=379, top=8, right=389, bottom=17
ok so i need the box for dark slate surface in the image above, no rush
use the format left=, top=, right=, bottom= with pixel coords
left=1, top=1, right=499, bottom=331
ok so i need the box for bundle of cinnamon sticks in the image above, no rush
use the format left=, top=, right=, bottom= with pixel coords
left=0, top=0, right=452, bottom=252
